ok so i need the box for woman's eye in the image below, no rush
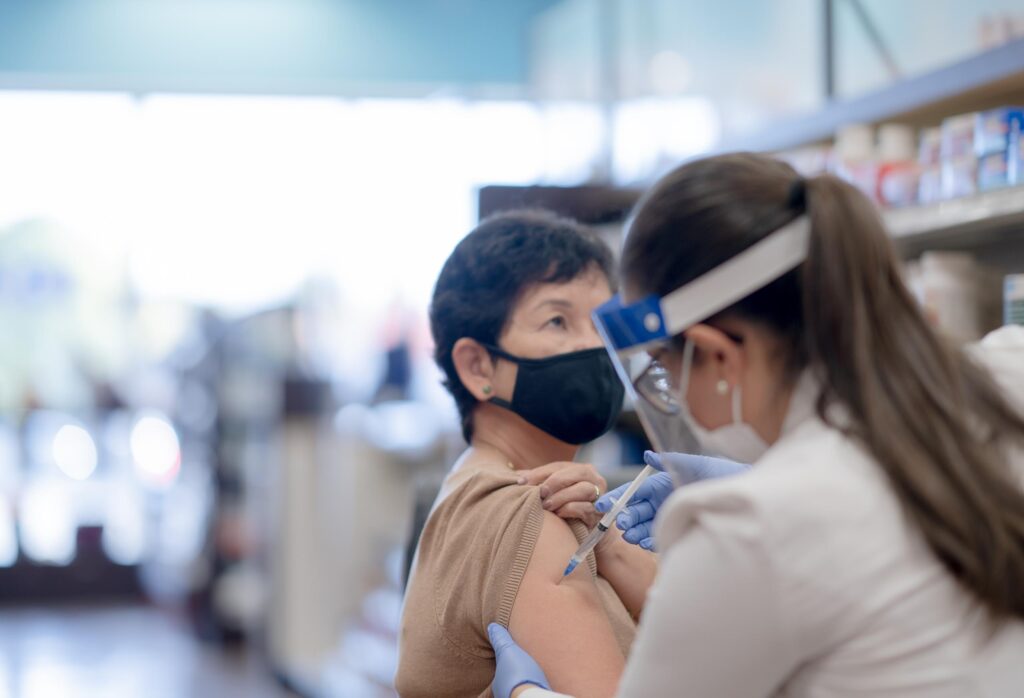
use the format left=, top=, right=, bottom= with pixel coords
left=546, top=316, right=567, bottom=329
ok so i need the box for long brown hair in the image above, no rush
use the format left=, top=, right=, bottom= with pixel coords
left=623, top=152, right=1024, bottom=620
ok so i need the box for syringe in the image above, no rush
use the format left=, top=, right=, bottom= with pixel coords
left=559, top=464, right=656, bottom=581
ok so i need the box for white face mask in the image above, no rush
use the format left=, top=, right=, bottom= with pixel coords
left=676, top=339, right=769, bottom=464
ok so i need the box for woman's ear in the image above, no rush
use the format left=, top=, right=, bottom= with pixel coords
left=685, top=324, right=745, bottom=389
left=452, top=338, right=497, bottom=401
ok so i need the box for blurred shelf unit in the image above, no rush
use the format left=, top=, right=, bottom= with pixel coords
left=718, top=39, right=1024, bottom=262
left=722, top=39, right=1024, bottom=155
left=478, top=185, right=641, bottom=225
left=886, top=186, right=1024, bottom=259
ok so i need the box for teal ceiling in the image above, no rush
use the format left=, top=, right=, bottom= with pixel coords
left=0, top=0, right=560, bottom=93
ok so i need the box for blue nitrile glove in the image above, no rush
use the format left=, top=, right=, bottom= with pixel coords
left=488, top=623, right=550, bottom=698
left=650, top=451, right=751, bottom=486
left=595, top=452, right=672, bottom=551
left=595, top=451, right=751, bottom=550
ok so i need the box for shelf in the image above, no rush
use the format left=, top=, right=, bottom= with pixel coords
left=722, top=39, right=1024, bottom=153
left=477, top=185, right=641, bottom=224
left=884, top=187, right=1024, bottom=256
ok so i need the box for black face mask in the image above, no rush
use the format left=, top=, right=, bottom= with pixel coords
left=483, top=344, right=625, bottom=445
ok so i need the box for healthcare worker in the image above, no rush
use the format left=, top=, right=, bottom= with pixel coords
left=486, top=153, right=1024, bottom=697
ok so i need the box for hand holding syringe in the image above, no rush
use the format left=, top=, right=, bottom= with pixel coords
left=558, top=464, right=656, bottom=581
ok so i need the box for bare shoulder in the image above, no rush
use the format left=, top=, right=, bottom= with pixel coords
left=508, top=511, right=625, bottom=698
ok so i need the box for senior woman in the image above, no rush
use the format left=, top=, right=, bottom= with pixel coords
left=395, top=211, right=656, bottom=698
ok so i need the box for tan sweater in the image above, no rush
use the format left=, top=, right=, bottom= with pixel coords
left=395, top=459, right=636, bottom=697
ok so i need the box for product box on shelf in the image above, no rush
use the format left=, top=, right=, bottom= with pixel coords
left=1007, top=274, right=1024, bottom=326
left=776, top=145, right=832, bottom=177
left=876, top=124, right=918, bottom=208
left=906, top=252, right=1002, bottom=342
left=978, top=148, right=1022, bottom=191
left=972, top=107, right=1024, bottom=192
left=918, top=127, right=943, bottom=204
left=832, top=124, right=878, bottom=201
left=940, top=113, right=979, bottom=199
left=974, top=107, right=1024, bottom=156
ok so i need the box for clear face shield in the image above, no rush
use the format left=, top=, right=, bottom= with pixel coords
left=593, top=215, right=812, bottom=473
left=593, top=296, right=698, bottom=458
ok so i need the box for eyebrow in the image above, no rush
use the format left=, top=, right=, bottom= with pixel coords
left=531, top=298, right=573, bottom=312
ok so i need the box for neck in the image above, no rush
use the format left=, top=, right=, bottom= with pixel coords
left=757, top=371, right=804, bottom=444
left=470, top=402, right=576, bottom=470
left=760, top=388, right=793, bottom=445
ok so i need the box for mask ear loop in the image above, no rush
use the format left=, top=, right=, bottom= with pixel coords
left=677, top=338, right=696, bottom=410
left=732, top=384, right=743, bottom=425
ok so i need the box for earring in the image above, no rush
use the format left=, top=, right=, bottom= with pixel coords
left=716, top=379, right=729, bottom=396
left=482, top=385, right=493, bottom=396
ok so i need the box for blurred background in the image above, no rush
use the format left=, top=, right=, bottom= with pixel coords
left=1, top=1, right=1024, bottom=696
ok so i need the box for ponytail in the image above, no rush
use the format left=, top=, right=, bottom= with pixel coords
left=801, top=174, right=1024, bottom=620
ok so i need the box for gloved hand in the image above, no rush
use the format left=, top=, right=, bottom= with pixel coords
left=487, top=623, right=550, bottom=698
left=650, top=451, right=751, bottom=485
left=595, top=451, right=751, bottom=550
left=595, top=455, right=672, bottom=551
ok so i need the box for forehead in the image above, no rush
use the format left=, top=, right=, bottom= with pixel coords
left=512, top=266, right=611, bottom=312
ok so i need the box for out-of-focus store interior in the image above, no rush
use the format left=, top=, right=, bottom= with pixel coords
left=1, top=1, right=1024, bottom=696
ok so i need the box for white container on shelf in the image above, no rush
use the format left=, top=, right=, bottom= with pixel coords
left=832, top=124, right=878, bottom=201
left=906, top=252, right=1002, bottom=343
left=777, top=144, right=833, bottom=177
left=877, top=124, right=919, bottom=207
left=918, top=127, right=944, bottom=204
left=940, top=113, right=979, bottom=199
left=1007, top=274, right=1024, bottom=325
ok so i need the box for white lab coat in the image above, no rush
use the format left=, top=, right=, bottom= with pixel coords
left=522, top=326, right=1024, bottom=698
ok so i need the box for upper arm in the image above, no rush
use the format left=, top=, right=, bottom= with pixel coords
left=509, top=511, right=626, bottom=698
left=616, top=513, right=799, bottom=697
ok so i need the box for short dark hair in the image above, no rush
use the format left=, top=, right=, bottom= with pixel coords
left=430, top=210, right=615, bottom=442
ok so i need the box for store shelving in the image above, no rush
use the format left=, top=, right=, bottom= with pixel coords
left=708, top=37, right=1024, bottom=266
left=478, top=185, right=641, bottom=224
left=885, top=187, right=1024, bottom=256
left=721, top=39, right=1024, bottom=154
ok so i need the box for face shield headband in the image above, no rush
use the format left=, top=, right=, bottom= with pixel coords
left=592, top=215, right=810, bottom=453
